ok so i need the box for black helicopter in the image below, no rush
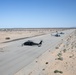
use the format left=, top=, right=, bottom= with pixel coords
left=22, top=40, right=43, bottom=47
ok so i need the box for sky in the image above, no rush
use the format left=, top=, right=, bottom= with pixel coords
left=0, top=0, right=76, bottom=28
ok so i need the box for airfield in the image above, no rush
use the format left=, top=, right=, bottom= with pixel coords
left=0, top=28, right=76, bottom=75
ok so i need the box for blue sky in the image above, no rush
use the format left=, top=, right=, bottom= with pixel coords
left=0, top=0, right=76, bottom=28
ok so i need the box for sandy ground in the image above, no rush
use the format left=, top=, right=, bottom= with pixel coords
left=14, top=29, right=76, bottom=75
left=0, top=28, right=65, bottom=44
left=0, top=31, right=45, bottom=48
left=0, top=29, right=61, bottom=48
left=0, top=29, right=76, bottom=75
left=0, top=31, right=44, bottom=43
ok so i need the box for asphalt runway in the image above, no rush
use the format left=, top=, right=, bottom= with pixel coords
left=0, top=29, right=74, bottom=75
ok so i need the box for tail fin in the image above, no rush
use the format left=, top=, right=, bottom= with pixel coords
left=38, top=40, right=43, bottom=47
left=39, top=40, right=43, bottom=45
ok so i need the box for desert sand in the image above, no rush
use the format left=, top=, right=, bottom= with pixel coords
left=0, top=30, right=45, bottom=48
left=14, top=29, right=76, bottom=75
left=0, top=28, right=76, bottom=75
left=0, top=28, right=63, bottom=48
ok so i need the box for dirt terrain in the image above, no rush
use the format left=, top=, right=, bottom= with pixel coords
left=14, top=29, right=76, bottom=75
left=0, top=28, right=76, bottom=75
left=0, top=28, right=63, bottom=48
left=0, top=30, right=45, bottom=48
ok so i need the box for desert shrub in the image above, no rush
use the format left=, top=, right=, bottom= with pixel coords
left=57, top=53, right=62, bottom=57
left=63, top=49, right=66, bottom=53
left=55, top=57, right=63, bottom=61
left=55, top=47, right=59, bottom=49
left=69, top=56, right=73, bottom=58
left=54, top=70, right=63, bottom=74
left=56, top=52, right=63, bottom=61
left=45, top=62, right=48, bottom=64
left=42, top=68, right=45, bottom=71
left=71, top=46, right=73, bottom=49
left=5, top=37, right=10, bottom=40
left=36, top=61, right=38, bottom=63
left=57, top=57, right=63, bottom=61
